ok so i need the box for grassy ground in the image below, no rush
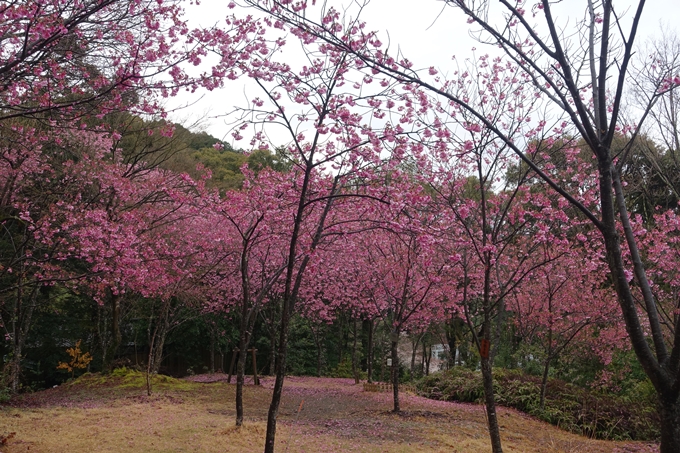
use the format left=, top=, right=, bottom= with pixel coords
left=0, top=371, right=659, bottom=453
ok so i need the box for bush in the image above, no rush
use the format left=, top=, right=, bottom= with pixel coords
left=416, top=368, right=660, bottom=441
left=0, top=386, right=11, bottom=403
left=328, top=360, right=366, bottom=380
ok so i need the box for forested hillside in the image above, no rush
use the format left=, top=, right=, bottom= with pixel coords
left=2, top=1, right=680, bottom=452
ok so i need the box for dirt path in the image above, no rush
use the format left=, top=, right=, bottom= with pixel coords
left=0, top=373, right=659, bottom=453
left=188, top=374, right=657, bottom=453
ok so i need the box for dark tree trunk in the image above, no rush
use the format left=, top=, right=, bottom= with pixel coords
left=491, top=297, right=506, bottom=362
left=235, top=306, right=257, bottom=427
left=263, top=172, right=339, bottom=453
left=149, top=327, right=167, bottom=375
left=210, top=328, right=216, bottom=373
left=8, top=282, right=37, bottom=392
left=149, top=300, right=171, bottom=375
left=337, top=314, right=347, bottom=366
left=102, top=292, right=122, bottom=371
left=447, top=335, right=457, bottom=370
left=366, top=319, right=374, bottom=383
left=311, top=324, right=324, bottom=377
left=539, top=356, right=552, bottom=411
left=540, top=328, right=554, bottom=411
left=146, top=325, right=157, bottom=397
left=269, top=323, right=276, bottom=375
left=424, top=343, right=431, bottom=376
left=316, top=344, right=323, bottom=377
left=351, top=318, right=360, bottom=384
left=410, top=333, right=422, bottom=377
left=360, top=319, right=370, bottom=371
left=446, top=316, right=465, bottom=369
left=390, top=330, right=400, bottom=413
left=235, top=334, right=249, bottom=426
left=659, top=392, right=680, bottom=453
left=315, top=336, right=324, bottom=377
left=480, top=355, right=503, bottom=453
left=264, top=295, right=292, bottom=453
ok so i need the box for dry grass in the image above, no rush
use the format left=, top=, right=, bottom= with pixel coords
left=0, top=372, right=658, bottom=453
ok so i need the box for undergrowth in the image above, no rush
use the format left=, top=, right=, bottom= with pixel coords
left=71, top=367, right=198, bottom=391
left=417, top=368, right=660, bottom=441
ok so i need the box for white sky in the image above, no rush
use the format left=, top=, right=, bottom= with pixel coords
left=170, top=0, right=680, bottom=145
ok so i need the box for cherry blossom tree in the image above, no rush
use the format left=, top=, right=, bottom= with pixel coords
left=0, top=0, right=270, bottom=122
left=235, top=1, right=680, bottom=450
left=435, top=172, right=558, bottom=451
left=30, top=130, right=208, bottom=364
left=217, top=38, right=401, bottom=449
left=510, top=240, right=621, bottom=409
left=331, top=179, right=450, bottom=413
left=0, top=0, right=268, bottom=391
left=200, top=167, right=293, bottom=426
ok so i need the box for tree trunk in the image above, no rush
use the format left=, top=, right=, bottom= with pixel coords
left=269, top=323, right=276, bottom=375
left=150, top=330, right=167, bottom=374
left=9, top=341, right=22, bottom=393
left=149, top=302, right=170, bottom=375
left=424, top=343, right=431, bottom=376
left=146, top=325, right=157, bottom=396
left=97, top=303, right=109, bottom=370
left=607, top=166, right=680, bottom=453
left=491, top=297, right=506, bottom=362
left=659, top=393, right=680, bottom=453
left=539, top=356, right=552, bottom=411
left=351, top=318, right=360, bottom=384
left=410, top=333, right=421, bottom=377
left=311, top=324, right=324, bottom=377
left=447, top=316, right=465, bottom=369
left=367, top=319, right=374, bottom=383
left=264, top=295, right=292, bottom=453
left=390, top=329, right=400, bottom=413
left=337, top=314, right=346, bottom=366
left=481, top=355, right=503, bottom=453
left=236, top=306, right=257, bottom=426
left=102, top=292, right=122, bottom=371
left=540, top=328, right=554, bottom=411
left=8, top=284, right=37, bottom=392
left=210, top=328, right=216, bottom=373
left=316, top=341, right=323, bottom=377
left=8, top=281, right=22, bottom=393
left=235, top=333, right=249, bottom=426
left=262, top=172, right=338, bottom=453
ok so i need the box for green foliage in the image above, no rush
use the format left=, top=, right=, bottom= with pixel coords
left=327, top=360, right=367, bottom=380
left=189, top=146, right=292, bottom=193
left=327, top=360, right=355, bottom=378
left=418, top=368, right=485, bottom=403
left=17, top=288, right=97, bottom=389
left=191, top=146, right=248, bottom=191
left=417, top=368, right=660, bottom=441
left=247, top=147, right=293, bottom=174
left=79, top=367, right=197, bottom=391
left=186, top=130, right=222, bottom=150
left=286, top=316, right=319, bottom=376
left=0, top=386, right=10, bottom=403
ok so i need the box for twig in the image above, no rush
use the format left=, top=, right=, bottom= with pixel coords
left=284, top=399, right=304, bottom=453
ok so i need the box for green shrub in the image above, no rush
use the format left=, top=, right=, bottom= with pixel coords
left=416, top=368, right=660, bottom=441
left=0, top=386, right=11, bottom=403
left=328, top=360, right=367, bottom=380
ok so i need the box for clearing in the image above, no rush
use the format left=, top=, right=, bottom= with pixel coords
left=0, top=372, right=658, bottom=453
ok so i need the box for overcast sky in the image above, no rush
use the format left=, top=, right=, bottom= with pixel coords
left=171, top=0, right=680, bottom=145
